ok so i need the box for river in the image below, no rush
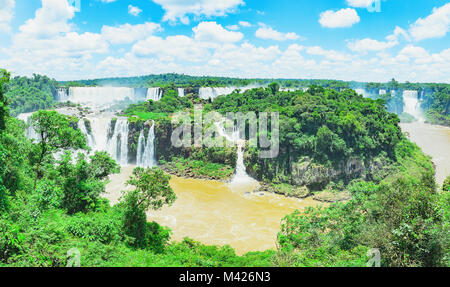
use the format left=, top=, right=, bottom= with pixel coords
left=400, top=122, right=450, bottom=186
left=105, top=165, right=324, bottom=255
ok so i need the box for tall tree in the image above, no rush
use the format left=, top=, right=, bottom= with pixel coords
left=121, top=167, right=176, bottom=248
left=30, top=110, right=87, bottom=191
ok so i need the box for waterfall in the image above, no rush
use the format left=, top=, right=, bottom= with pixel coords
left=379, top=89, right=386, bottom=95
left=136, top=122, right=156, bottom=168
left=57, top=88, right=70, bottom=102
left=136, top=129, right=145, bottom=167
left=214, top=121, right=256, bottom=184
left=107, top=118, right=129, bottom=165
left=403, top=90, right=424, bottom=122
left=147, top=88, right=163, bottom=101
left=17, top=112, right=40, bottom=140
left=178, top=88, right=185, bottom=97
left=77, top=119, right=95, bottom=148
left=63, top=87, right=136, bottom=109
left=355, top=88, right=369, bottom=98
left=198, top=87, right=238, bottom=101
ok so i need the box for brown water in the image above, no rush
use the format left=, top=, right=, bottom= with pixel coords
left=400, top=122, right=450, bottom=186
left=105, top=166, right=324, bottom=255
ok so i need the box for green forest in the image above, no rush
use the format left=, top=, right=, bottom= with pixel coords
left=1, top=69, right=449, bottom=267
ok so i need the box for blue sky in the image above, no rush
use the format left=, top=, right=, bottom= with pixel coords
left=0, top=0, right=449, bottom=82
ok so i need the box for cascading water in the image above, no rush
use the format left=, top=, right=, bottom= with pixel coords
left=64, top=87, right=136, bottom=109
left=214, top=121, right=256, bottom=185
left=178, top=88, right=185, bottom=97
left=147, top=88, right=163, bottom=101
left=57, top=88, right=70, bottom=102
left=136, top=122, right=156, bottom=168
left=355, top=88, right=369, bottom=98
left=199, top=87, right=242, bottom=101
left=77, top=119, right=95, bottom=148
left=17, top=112, right=40, bottom=140
left=403, top=90, right=424, bottom=122
left=107, top=118, right=129, bottom=165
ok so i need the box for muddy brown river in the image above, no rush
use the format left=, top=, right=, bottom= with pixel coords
left=105, top=165, right=324, bottom=255
left=400, top=122, right=450, bottom=186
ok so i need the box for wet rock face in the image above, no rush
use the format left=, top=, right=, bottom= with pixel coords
left=290, top=156, right=387, bottom=188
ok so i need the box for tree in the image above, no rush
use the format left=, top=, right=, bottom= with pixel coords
left=121, top=167, right=176, bottom=249
left=55, top=151, right=120, bottom=214
left=268, top=82, right=280, bottom=95
left=30, top=110, right=87, bottom=191
left=0, top=69, right=10, bottom=132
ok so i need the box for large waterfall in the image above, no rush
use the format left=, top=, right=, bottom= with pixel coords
left=107, top=118, right=129, bottom=165
left=62, top=87, right=139, bottom=109
left=199, top=87, right=244, bottom=101
left=136, top=122, right=156, bottom=168
left=147, top=88, right=163, bottom=101
left=403, top=90, right=424, bottom=122
left=354, top=88, right=369, bottom=98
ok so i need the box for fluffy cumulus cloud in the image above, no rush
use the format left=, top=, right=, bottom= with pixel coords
left=101, top=22, right=162, bottom=44
left=151, top=0, right=244, bottom=24
left=0, top=0, right=109, bottom=77
left=193, top=21, right=243, bottom=43
left=348, top=38, right=397, bottom=52
left=409, top=3, right=450, bottom=41
left=0, top=0, right=15, bottom=33
left=319, top=8, right=360, bottom=28
left=255, top=24, right=301, bottom=41
left=128, top=5, right=142, bottom=16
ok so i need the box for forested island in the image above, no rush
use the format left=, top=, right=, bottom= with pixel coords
left=0, top=69, right=449, bottom=267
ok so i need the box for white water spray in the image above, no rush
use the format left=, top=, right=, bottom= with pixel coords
left=403, top=90, right=424, bottom=122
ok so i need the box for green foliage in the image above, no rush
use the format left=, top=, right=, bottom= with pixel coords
left=121, top=167, right=176, bottom=249
left=123, top=89, right=193, bottom=118
left=4, top=74, right=57, bottom=117
left=29, top=110, right=88, bottom=190
left=54, top=151, right=120, bottom=214
left=422, top=86, right=450, bottom=126
left=162, top=156, right=235, bottom=180
left=0, top=69, right=10, bottom=132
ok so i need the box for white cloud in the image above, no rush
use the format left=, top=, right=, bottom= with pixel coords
left=239, top=21, right=251, bottom=27
left=319, top=8, right=360, bottom=28
left=128, top=5, right=142, bottom=16
left=151, top=0, right=244, bottom=24
left=255, top=24, right=301, bottom=41
left=306, top=46, right=351, bottom=61
left=132, top=35, right=210, bottom=62
left=409, top=3, right=450, bottom=41
left=101, top=22, right=162, bottom=44
left=0, top=0, right=15, bottom=33
left=193, top=21, right=243, bottom=43
left=1, top=0, right=108, bottom=78
left=348, top=38, right=397, bottom=52
left=226, top=25, right=239, bottom=31
left=346, top=0, right=376, bottom=8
